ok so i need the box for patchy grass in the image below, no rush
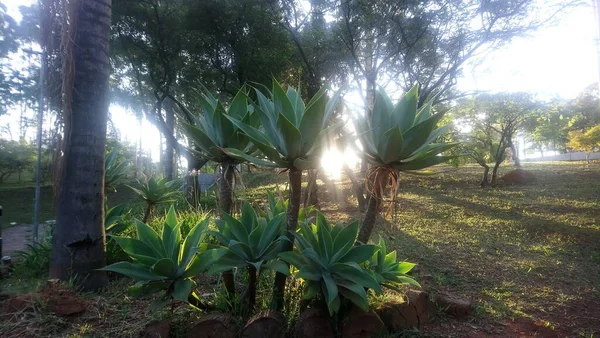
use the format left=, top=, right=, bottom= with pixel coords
left=1, top=162, right=598, bottom=337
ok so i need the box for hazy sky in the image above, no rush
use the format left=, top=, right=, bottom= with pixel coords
left=1, top=0, right=599, bottom=163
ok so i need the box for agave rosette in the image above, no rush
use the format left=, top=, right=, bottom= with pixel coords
left=223, top=79, right=341, bottom=170
left=353, top=84, right=457, bottom=173
left=279, top=212, right=382, bottom=315
left=182, top=85, right=259, bottom=163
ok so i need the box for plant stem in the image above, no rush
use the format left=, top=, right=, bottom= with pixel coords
left=358, top=172, right=386, bottom=243
left=220, top=161, right=237, bottom=300
left=142, top=203, right=154, bottom=223
left=272, top=167, right=302, bottom=310
left=247, top=265, right=257, bottom=312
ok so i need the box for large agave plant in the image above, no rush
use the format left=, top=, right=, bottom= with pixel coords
left=223, top=79, right=341, bottom=310
left=182, top=86, right=258, bottom=163
left=100, top=206, right=224, bottom=310
left=223, top=80, right=341, bottom=170
left=354, top=85, right=457, bottom=242
left=354, top=85, right=456, bottom=172
left=128, top=177, right=181, bottom=222
left=279, top=212, right=382, bottom=315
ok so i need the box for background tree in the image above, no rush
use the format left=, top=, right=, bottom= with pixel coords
left=567, top=125, right=600, bottom=162
left=0, top=139, right=35, bottom=183
left=49, top=0, right=112, bottom=291
left=454, top=93, right=539, bottom=186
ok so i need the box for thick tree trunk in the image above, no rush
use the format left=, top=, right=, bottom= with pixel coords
left=272, top=167, right=302, bottom=310
left=164, top=102, right=175, bottom=180
left=50, top=0, right=111, bottom=292
left=220, top=161, right=236, bottom=300
left=358, top=172, right=386, bottom=243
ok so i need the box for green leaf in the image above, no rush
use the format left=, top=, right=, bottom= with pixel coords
left=152, top=258, right=178, bottom=278
left=128, top=280, right=170, bottom=298
left=172, top=278, right=192, bottom=302
left=273, top=79, right=297, bottom=125
left=222, top=212, right=250, bottom=244
left=377, top=126, right=404, bottom=164
left=392, top=84, right=419, bottom=132
left=299, top=90, right=327, bottom=154
left=397, top=261, right=416, bottom=274
left=332, top=263, right=381, bottom=292
left=303, top=282, right=320, bottom=300
left=99, top=262, right=166, bottom=281
left=339, top=286, right=369, bottom=311
left=263, top=260, right=290, bottom=275
left=322, top=272, right=339, bottom=306
left=276, top=113, right=302, bottom=159
left=393, top=155, right=455, bottom=171
left=399, top=110, right=447, bottom=158
left=339, top=245, right=378, bottom=264
left=287, top=86, right=305, bottom=122
left=222, top=147, right=280, bottom=167
left=179, top=219, right=210, bottom=271
left=279, top=251, right=306, bottom=268
left=111, top=236, right=159, bottom=267
left=184, top=248, right=227, bottom=277
left=297, top=264, right=322, bottom=281
left=162, top=206, right=181, bottom=262
left=134, top=220, right=165, bottom=257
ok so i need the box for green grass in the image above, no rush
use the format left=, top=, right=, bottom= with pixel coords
left=1, top=162, right=598, bottom=336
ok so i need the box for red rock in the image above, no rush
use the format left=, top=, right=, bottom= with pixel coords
left=187, top=313, right=237, bottom=338
left=141, top=320, right=171, bottom=338
left=341, top=307, right=385, bottom=338
left=242, top=310, right=285, bottom=338
left=501, top=169, right=537, bottom=185
left=435, top=293, right=472, bottom=318
left=293, top=308, right=334, bottom=338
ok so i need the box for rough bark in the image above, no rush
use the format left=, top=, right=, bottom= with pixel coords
left=343, top=164, right=366, bottom=212
left=303, top=169, right=319, bottom=208
left=272, top=167, right=302, bottom=310
left=164, top=101, right=175, bottom=180
left=491, top=162, right=501, bottom=187
left=50, top=0, right=112, bottom=291
left=358, top=172, right=386, bottom=243
left=480, top=165, right=490, bottom=187
left=247, top=265, right=257, bottom=312
left=142, top=203, right=154, bottom=223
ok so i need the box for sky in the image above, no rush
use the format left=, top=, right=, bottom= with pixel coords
left=1, top=0, right=599, bottom=168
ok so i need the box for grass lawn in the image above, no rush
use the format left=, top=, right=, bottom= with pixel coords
left=0, top=162, right=598, bottom=337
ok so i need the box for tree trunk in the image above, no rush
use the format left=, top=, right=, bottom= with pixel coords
left=272, top=167, right=302, bottom=310
left=509, top=140, right=520, bottom=167
left=303, top=169, right=319, bottom=208
left=358, top=171, right=386, bottom=243
left=491, top=162, right=501, bottom=187
left=480, top=165, right=490, bottom=187
left=220, top=161, right=236, bottom=300
left=142, top=203, right=154, bottom=223
left=135, top=115, right=142, bottom=178
left=164, top=101, right=175, bottom=180
left=50, top=0, right=111, bottom=292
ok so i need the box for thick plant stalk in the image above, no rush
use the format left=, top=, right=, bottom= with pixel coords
left=220, top=162, right=236, bottom=299
left=358, top=171, right=387, bottom=243
left=142, top=203, right=154, bottom=223
left=247, top=265, right=257, bottom=312
left=272, top=167, right=302, bottom=310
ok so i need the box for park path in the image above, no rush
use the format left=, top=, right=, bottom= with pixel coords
left=1, top=224, right=49, bottom=257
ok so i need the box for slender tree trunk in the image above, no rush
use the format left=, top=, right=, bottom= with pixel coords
left=50, top=0, right=111, bottom=291
left=343, top=164, right=367, bottom=212
left=480, top=165, right=490, bottom=187
left=135, top=116, right=142, bottom=178
left=164, top=102, right=175, bottom=180
left=272, top=167, right=302, bottom=310
left=358, top=171, right=386, bottom=243
left=303, top=169, right=319, bottom=208
left=509, top=140, right=520, bottom=167
left=491, top=162, right=501, bottom=186
left=220, top=161, right=236, bottom=299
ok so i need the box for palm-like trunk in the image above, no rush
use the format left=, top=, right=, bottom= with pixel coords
left=358, top=171, right=387, bottom=243
left=220, top=161, right=236, bottom=299
left=272, top=167, right=302, bottom=310
left=50, top=0, right=112, bottom=291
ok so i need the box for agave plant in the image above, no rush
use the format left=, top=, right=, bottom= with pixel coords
left=279, top=212, right=382, bottom=315
left=259, top=191, right=316, bottom=226
left=366, top=237, right=420, bottom=291
left=208, top=202, right=289, bottom=312
left=100, top=206, right=224, bottom=309
left=105, top=204, right=131, bottom=236
left=105, top=148, right=129, bottom=193
left=128, top=177, right=181, bottom=222
left=181, top=86, right=260, bottom=299
left=224, top=79, right=341, bottom=309
left=353, top=85, right=457, bottom=242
